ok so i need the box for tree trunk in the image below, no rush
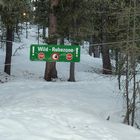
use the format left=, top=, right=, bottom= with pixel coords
left=131, top=0, right=136, bottom=126
left=44, top=62, right=57, bottom=81
left=42, top=26, right=46, bottom=39
left=26, top=22, right=28, bottom=39
left=37, top=25, right=40, bottom=44
left=94, top=46, right=100, bottom=58
left=4, top=26, right=13, bottom=75
left=44, top=0, right=58, bottom=81
left=100, top=1, right=112, bottom=74
left=125, top=54, right=130, bottom=125
left=89, top=35, right=94, bottom=56
left=89, top=45, right=93, bottom=56
left=115, top=48, right=119, bottom=74
left=102, top=45, right=112, bottom=74
left=68, top=40, right=76, bottom=82
left=68, top=62, right=75, bottom=82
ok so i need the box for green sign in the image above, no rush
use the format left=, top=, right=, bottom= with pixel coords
left=30, top=44, right=80, bottom=62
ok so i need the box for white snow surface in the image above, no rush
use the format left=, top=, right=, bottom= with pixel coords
left=0, top=25, right=140, bottom=140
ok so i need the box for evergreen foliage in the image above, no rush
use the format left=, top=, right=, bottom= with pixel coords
left=0, top=0, right=30, bottom=27
left=56, top=0, right=88, bottom=43
left=33, top=0, right=49, bottom=27
left=0, top=0, right=31, bottom=75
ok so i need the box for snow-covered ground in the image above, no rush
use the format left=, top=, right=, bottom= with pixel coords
left=0, top=25, right=140, bottom=140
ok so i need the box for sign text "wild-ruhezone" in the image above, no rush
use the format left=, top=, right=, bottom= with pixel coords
left=38, top=47, right=74, bottom=53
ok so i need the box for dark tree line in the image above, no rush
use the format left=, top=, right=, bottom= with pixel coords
left=1, top=0, right=140, bottom=79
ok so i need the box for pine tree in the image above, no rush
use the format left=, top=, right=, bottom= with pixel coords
left=33, top=0, right=49, bottom=39
left=56, top=0, right=89, bottom=81
left=44, top=0, right=59, bottom=81
left=0, top=0, right=31, bottom=75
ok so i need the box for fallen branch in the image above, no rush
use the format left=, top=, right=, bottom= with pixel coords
left=12, top=44, right=25, bottom=56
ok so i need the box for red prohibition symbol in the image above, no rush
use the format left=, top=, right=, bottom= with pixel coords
left=38, top=52, right=45, bottom=60
left=66, top=53, right=73, bottom=61
left=51, top=53, right=60, bottom=61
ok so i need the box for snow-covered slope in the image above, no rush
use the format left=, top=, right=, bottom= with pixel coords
left=0, top=25, right=140, bottom=140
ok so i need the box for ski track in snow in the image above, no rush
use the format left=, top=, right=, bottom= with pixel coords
left=0, top=106, right=119, bottom=140
left=0, top=81, right=139, bottom=140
